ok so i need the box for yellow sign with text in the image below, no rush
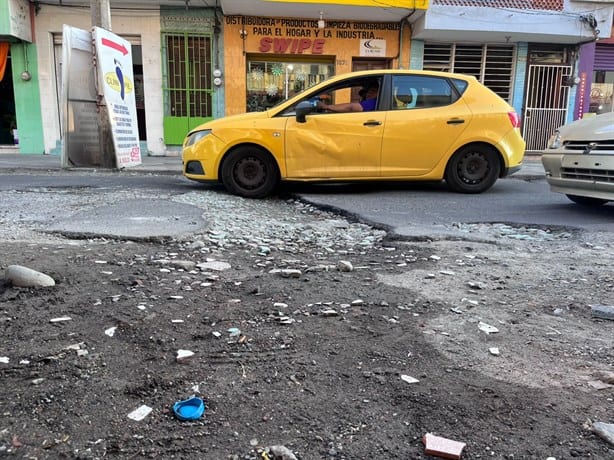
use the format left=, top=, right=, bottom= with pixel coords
left=264, top=0, right=429, bottom=9
left=104, top=72, right=134, bottom=96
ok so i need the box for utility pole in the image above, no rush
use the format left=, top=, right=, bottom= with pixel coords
left=91, top=0, right=116, bottom=168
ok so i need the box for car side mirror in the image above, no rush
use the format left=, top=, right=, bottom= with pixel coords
left=295, top=101, right=314, bottom=123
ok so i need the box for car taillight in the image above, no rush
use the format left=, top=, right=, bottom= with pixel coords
left=507, top=111, right=521, bottom=128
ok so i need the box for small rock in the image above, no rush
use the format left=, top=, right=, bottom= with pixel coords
left=337, top=260, right=353, bottom=272
left=489, top=347, right=500, bottom=356
left=269, top=268, right=302, bottom=278
left=6, top=265, right=55, bottom=288
left=197, top=261, right=231, bottom=271
left=267, top=445, right=298, bottom=460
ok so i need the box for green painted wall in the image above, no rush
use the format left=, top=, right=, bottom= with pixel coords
left=11, top=42, right=44, bottom=154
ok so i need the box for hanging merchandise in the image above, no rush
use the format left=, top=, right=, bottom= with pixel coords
left=0, top=42, right=9, bottom=82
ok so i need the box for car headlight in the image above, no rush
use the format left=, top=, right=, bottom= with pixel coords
left=184, top=129, right=212, bottom=147
left=546, top=131, right=562, bottom=149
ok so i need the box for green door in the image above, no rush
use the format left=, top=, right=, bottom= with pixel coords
left=162, top=33, right=213, bottom=145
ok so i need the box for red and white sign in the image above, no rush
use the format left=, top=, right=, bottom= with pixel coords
left=93, top=27, right=141, bottom=168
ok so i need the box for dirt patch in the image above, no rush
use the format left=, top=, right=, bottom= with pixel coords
left=1, top=229, right=613, bottom=459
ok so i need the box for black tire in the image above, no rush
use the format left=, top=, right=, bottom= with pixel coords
left=566, top=194, right=608, bottom=206
left=220, top=146, right=279, bottom=198
left=445, top=145, right=500, bottom=193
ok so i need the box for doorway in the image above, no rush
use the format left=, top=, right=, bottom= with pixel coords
left=522, top=46, right=572, bottom=152
left=0, top=45, right=17, bottom=146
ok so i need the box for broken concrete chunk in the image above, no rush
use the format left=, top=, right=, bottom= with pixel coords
left=6, top=265, right=55, bottom=288
left=422, top=433, right=466, bottom=459
left=590, top=305, right=614, bottom=321
left=592, top=422, right=614, bottom=446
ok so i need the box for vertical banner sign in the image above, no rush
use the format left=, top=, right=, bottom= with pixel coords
left=93, top=27, right=141, bottom=167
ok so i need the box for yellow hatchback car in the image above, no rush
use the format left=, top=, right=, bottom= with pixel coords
left=183, top=70, right=525, bottom=198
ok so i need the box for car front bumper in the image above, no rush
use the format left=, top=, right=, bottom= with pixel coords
left=541, top=153, right=614, bottom=200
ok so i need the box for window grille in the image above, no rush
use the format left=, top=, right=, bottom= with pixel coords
left=423, top=43, right=515, bottom=101
left=163, top=33, right=212, bottom=118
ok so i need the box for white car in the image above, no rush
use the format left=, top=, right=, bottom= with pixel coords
left=541, top=112, right=614, bottom=206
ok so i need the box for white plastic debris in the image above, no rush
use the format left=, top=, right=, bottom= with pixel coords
left=400, top=374, right=419, bottom=384
left=0, top=357, right=9, bottom=364
left=105, top=326, right=117, bottom=337
left=478, top=321, right=499, bottom=334
left=127, top=405, right=152, bottom=421
left=50, top=316, right=72, bottom=323
left=176, top=349, right=195, bottom=363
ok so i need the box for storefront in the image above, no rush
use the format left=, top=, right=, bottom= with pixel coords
left=0, top=0, right=42, bottom=154
left=222, top=15, right=411, bottom=115
left=576, top=25, right=614, bottom=119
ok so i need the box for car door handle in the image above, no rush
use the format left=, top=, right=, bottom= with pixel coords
left=363, top=120, right=382, bottom=126
left=447, top=118, right=465, bottom=125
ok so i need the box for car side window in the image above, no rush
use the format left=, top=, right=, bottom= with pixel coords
left=392, top=75, right=457, bottom=110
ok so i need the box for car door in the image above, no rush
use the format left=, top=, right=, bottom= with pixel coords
left=283, top=77, right=385, bottom=179
left=381, top=75, right=473, bottom=176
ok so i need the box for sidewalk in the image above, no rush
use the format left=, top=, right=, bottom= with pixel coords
left=0, top=153, right=183, bottom=175
left=0, top=152, right=545, bottom=178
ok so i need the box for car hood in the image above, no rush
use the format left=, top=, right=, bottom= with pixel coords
left=559, top=112, right=614, bottom=140
left=190, top=111, right=270, bottom=134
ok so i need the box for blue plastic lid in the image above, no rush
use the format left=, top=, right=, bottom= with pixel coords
left=173, top=396, right=205, bottom=421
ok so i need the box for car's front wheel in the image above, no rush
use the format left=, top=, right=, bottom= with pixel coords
left=445, top=145, right=500, bottom=193
left=220, top=146, right=279, bottom=198
left=566, top=194, right=609, bottom=206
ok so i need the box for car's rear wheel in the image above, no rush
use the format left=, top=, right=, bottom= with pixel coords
left=566, top=194, right=609, bottom=206
left=220, top=146, right=279, bottom=198
left=445, top=145, right=500, bottom=193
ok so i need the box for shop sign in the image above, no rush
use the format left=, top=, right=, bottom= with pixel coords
left=360, top=39, right=386, bottom=57
left=227, top=16, right=400, bottom=56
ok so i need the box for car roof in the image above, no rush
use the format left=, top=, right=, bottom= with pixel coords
left=329, top=69, right=477, bottom=82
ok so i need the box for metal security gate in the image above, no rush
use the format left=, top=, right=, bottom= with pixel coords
left=162, top=33, right=213, bottom=145
left=522, top=64, right=572, bottom=151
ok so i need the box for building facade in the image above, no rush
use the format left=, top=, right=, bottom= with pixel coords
left=0, top=0, right=613, bottom=156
